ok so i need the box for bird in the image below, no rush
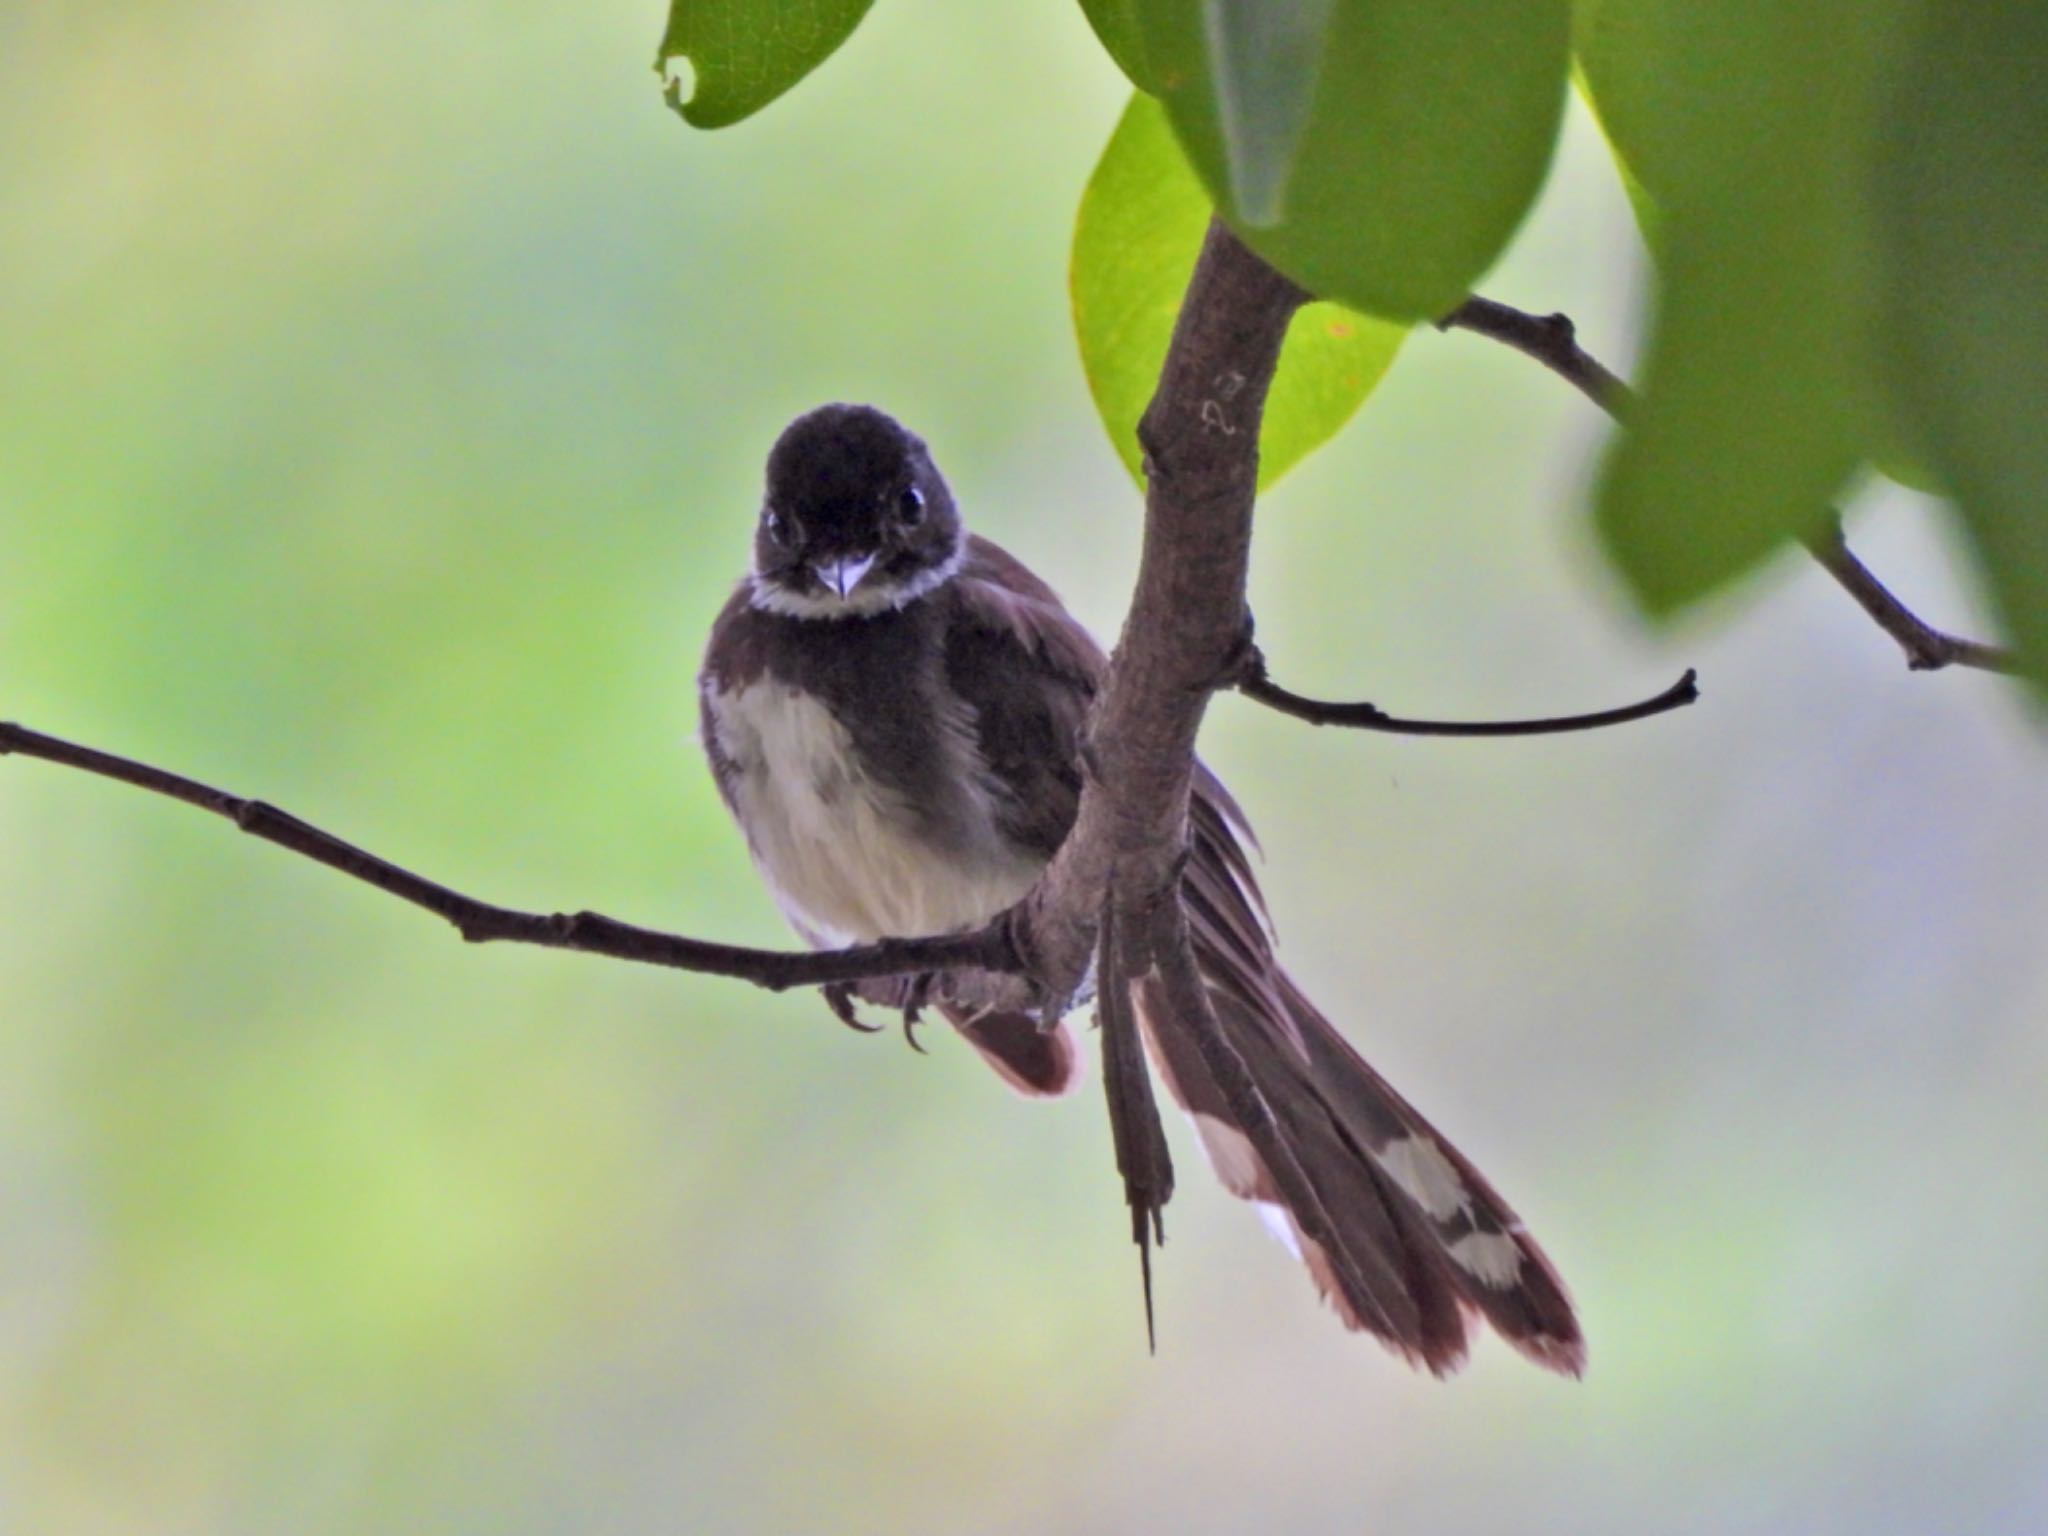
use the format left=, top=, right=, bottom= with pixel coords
left=697, top=402, right=1584, bottom=1376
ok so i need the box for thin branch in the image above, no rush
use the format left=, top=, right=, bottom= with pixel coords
left=1439, top=296, right=1630, bottom=416
left=1801, top=519, right=2020, bottom=674
left=0, top=720, right=1016, bottom=992
left=1437, top=296, right=2018, bottom=677
left=1, top=226, right=1311, bottom=1363
left=0, top=224, right=1310, bottom=1087
left=1239, top=648, right=1698, bottom=737
left=0, top=225, right=1304, bottom=1045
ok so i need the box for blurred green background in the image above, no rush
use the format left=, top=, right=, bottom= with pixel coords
left=4, top=4, right=2046, bottom=1533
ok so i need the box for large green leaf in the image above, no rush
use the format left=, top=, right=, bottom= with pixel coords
left=1072, top=94, right=1404, bottom=492
left=1573, top=25, right=1939, bottom=502
left=1075, top=0, right=1162, bottom=94
left=1595, top=220, right=1864, bottom=611
left=1577, top=0, right=1909, bottom=612
left=656, top=0, right=878, bottom=128
left=1873, top=4, right=2048, bottom=690
left=1135, top=0, right=1572, bottom=321
left=1182, top=0, right=1338, bottom=227
left=1573, top=2, right=1743, bottom=211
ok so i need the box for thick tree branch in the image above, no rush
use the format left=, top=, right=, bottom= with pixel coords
left=1012, top=220, right=1306, bottom=1003
left=1239, top=648, right=1699, bottom=736
left=1437, top=297, right=2017, bottom=676
left=1011, top=220, right=1309, bottom=1342
left=0, top=720, right=1016, bottom=992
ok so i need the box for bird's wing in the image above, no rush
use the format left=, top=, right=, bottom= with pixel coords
left=696, top=581, right=762, bottom=824
left=939, top=535, right=1106, bottom=862
left=923, top=535, right=1108, bottom=1095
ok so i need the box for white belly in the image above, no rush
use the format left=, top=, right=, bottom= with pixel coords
left=704, top=679, right=1042, bottom=945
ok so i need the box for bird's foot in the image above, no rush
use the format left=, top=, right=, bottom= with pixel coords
left=821, top=981, right=883, bottom=1034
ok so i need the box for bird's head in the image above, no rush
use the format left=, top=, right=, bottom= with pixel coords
left=749, top=404, right=964, bottom=619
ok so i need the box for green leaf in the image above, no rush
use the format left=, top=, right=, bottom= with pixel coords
left=1595, top=221, right=1862, bottom=611
left=1076, top=0, right=1162, bottom=94
left=1578, top=0, right=1910, bottom=612
left=655, top=0, right=877, bottom=128
left=1572, top=0, right=1737, bottom=210
left=1873, top=4, right=2048, bottom=689
left=1072, top=94, right=1404, bottom=492
left=1870, top=444, right=1944, bottom=499
left=1136, top=0, right=1572, bottom=321
left=1569, top=66, right=1663, bottom=255
left=1188, top=0, right=1339, bottom=227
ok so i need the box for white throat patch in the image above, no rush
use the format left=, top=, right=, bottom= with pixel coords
left=747, top=545, right=964, bottom=621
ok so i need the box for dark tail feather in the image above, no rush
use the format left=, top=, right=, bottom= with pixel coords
left=1278, top=973, right=1584, bottom=1375
left=1132, top=937, right=1584, bottom=1377
left=947, top=1005, right=1083, bottom=1098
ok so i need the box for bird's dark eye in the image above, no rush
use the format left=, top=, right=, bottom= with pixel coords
left=897, top=485, right=926, bottom=527
left=763, top=508, right=789, bottom=545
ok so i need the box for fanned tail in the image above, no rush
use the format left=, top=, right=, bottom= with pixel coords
left=1127, top=771, right=1585, bottom=1376
left=1276, top=971, right=1584, bottom=1374
left=1132, top=951, right=1583, bottom=1376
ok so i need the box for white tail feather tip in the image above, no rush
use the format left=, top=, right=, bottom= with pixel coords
left=1447, top=1231, right=1524, bottom=1288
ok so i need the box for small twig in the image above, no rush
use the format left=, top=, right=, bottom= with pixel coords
left=1802, top=519, right=2020, bottom=674
left=1438, top=297, right=1630, bottom=416
left=1438, top=296, right=2016, bottom=677
left=0, top=721, right=1017, bottom=992
left=1237, top=648, right=1697, bottom=738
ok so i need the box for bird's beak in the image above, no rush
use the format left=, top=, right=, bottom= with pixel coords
left=812, top=553, right=877, bottom=599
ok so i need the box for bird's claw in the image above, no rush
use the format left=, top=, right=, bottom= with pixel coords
left=900, top=972, right=934, bottom=1055
left=821, top=981, right=883, bottom=1034
left=824, top=976, right=939, bottom=1053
